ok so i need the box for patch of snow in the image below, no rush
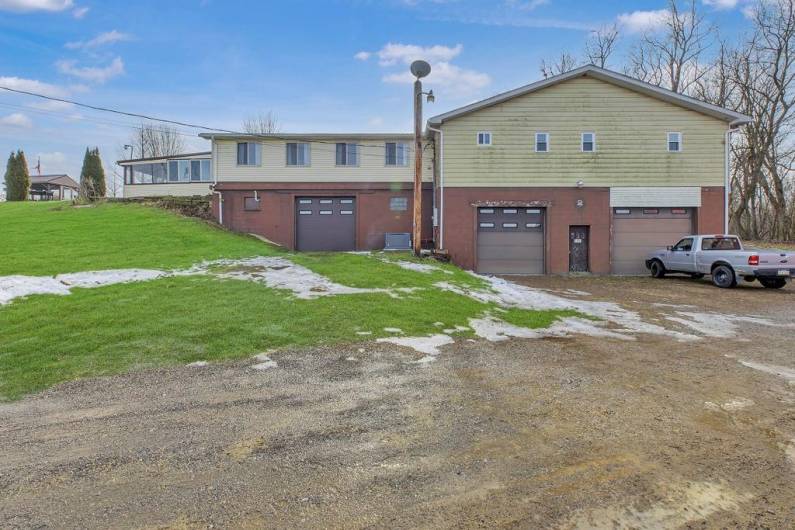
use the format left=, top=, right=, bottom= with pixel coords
left=377, top=334, right=454, bottom=356
left=357, top=348, right=365, bottom=353
left=0, top=275, right=71, bottom=305
left=468, top=317, right=542, bottom=342
left=468, top=315, right=633, bottom=342
left=0, top=256, right=421, bottom=306
left=704, top=398, right=754, bottom=412
left=437, top=276, right=699, bottom=341
left=653, top=302, right=697, bottom=309
left=442, top=325, right=469, bottom=334
left=667, top=312, right=786, bottom=338
left=563, top=289, right=591, bottom=296
left=377, top=333, right=455, bottom=363
left=0, top=269, right=165, bottom=305
left=383, top=327, right=403, bottom=334
left=208, top=256, right=416, bottom=300
left=251, top=353, right=278, bottom=371
left=784, top=440, right=795, bottom=471
left=345, top=356, right=358, bottom=362
left=433, top=321, right=445, bottom=327
left=739, top=360, right=795, bottom=383
left=57, top=269, right=166, bottom=287
left=390, top=260, right=454, bottom=275
left=355, top=331, right=372, bottom=336
left=187, top=361, right=208, bottom=368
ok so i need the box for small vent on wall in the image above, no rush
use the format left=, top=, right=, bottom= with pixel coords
left=385, top=232, right=411, bottom=250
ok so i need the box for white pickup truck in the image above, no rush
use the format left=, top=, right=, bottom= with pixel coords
left=646, top=235, right=794, bottom=289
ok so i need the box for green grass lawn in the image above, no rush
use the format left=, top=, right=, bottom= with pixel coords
left=0, top=201, right=269, bottom=275
left=0, top=201, right=578, bottom=400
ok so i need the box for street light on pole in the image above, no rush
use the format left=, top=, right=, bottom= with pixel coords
left=410, top=60, right=433, bottom=256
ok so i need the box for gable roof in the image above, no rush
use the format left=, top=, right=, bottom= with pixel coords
left=427, top=65, right=751, bottom=128
left=30, top=174, right=79, bottom=188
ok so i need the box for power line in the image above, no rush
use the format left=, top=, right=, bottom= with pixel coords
left=0, top=98, right=419, bottom=165
left=0, top=98, right=419, bottom=163
left=0, top=84, right=421, bottom=153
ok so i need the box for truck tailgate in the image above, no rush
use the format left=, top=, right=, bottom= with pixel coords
left=756, top=251, right=795, bottom=276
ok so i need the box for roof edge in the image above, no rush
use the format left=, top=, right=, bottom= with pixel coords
left=116, top=151, right=211, bottom=165
left=198, top=132, right=414, bottom=140
left=427, top=65, right=752, bottom=127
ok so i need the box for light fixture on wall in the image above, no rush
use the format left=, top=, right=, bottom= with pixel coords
left=576, top=180, right=585, bottom=188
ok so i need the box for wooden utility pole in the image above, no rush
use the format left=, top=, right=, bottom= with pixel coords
left=413, top=78, right=423, bottom=255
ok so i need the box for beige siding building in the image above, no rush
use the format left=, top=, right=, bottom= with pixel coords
left=200, top=133, right=433, bottom=251
left=427, top=65, right=750, bottom=275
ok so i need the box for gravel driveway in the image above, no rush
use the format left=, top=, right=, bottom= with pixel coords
left=1, top=276, right=794, bottom=529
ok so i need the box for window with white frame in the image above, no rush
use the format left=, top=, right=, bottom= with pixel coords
left=477, top=132, right=492, bottom=146
left=237, top=142, right=262, bottom=166
left=535, top=132, right=549, bottom=152
left=335, top=143, right=358, bottom=166
left=667, top=132, right=682, bottom=152
left=286, top=142, right=310, bottom=166
left=581, top=132, right=595, bottom=152
left=385, top=142, right=409, bottom=166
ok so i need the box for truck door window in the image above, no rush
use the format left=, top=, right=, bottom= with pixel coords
left=673, top=238, right=693, bottom=251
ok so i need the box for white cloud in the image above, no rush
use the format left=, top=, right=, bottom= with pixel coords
left=0, top=0, right=72, bottom=12
left=375, top=43, right=463, bottom=66
left=0, top=112, right=33, bottom=128
left=354, top=51, right=371, bottom=61
left=506, top=0, right=550, bottom=11
left=363, top=42, right=491, bottom=98
left=0, top=76, right=69, bottom=97
left=383, top=61, right=491, bottom=97
left=703, top=0, right=739, bottom=9
left=56, top=56, right=124, bottom=83
left=617, top=9, right=669, bottom=34
left=71, top=5, right=87, bottom=18
left=65, top=30, right=131, bottom=49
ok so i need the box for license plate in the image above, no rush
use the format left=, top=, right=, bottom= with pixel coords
left=778, top=269, right=791, bottom=276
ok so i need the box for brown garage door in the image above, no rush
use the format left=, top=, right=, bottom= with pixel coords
left=612, top=207, right=693, bottom=274
left=477, top=207, right=545, bottom=275
left=296, top=197, right=356, bottom=251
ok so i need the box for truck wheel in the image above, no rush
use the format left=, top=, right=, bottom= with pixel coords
left=650, top=260, right=666, bottom=278
left=711, top=264, right=737, bottom=289
left=759, top=278, right=787, bottom=289
left=690, top=273, right=705, bottom=279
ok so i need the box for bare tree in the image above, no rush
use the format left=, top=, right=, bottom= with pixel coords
left=626, top=0, right=714, bottom=94
left=243, top=111, right=280, bottom=135
left=540, top=52, right=578, bottom=78
left=586, top=24, right=619, bottom=68
left=107, top=166, right=124, bottom=198
left=726, top=0, right=795, bottom=240
left=125, top=123, right=186, bottom=160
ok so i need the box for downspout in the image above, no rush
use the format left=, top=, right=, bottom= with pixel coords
left=427, top=125, right=444, bottom=249
left=724, top=128, right=735, bottom=235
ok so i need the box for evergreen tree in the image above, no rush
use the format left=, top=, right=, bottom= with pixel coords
left=79, top=147, right=106, bottom=200
left=3, top=150, right=30, bottom=201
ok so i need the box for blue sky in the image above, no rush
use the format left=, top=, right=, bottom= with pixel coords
left=0, top=0, right=754, bottom=185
